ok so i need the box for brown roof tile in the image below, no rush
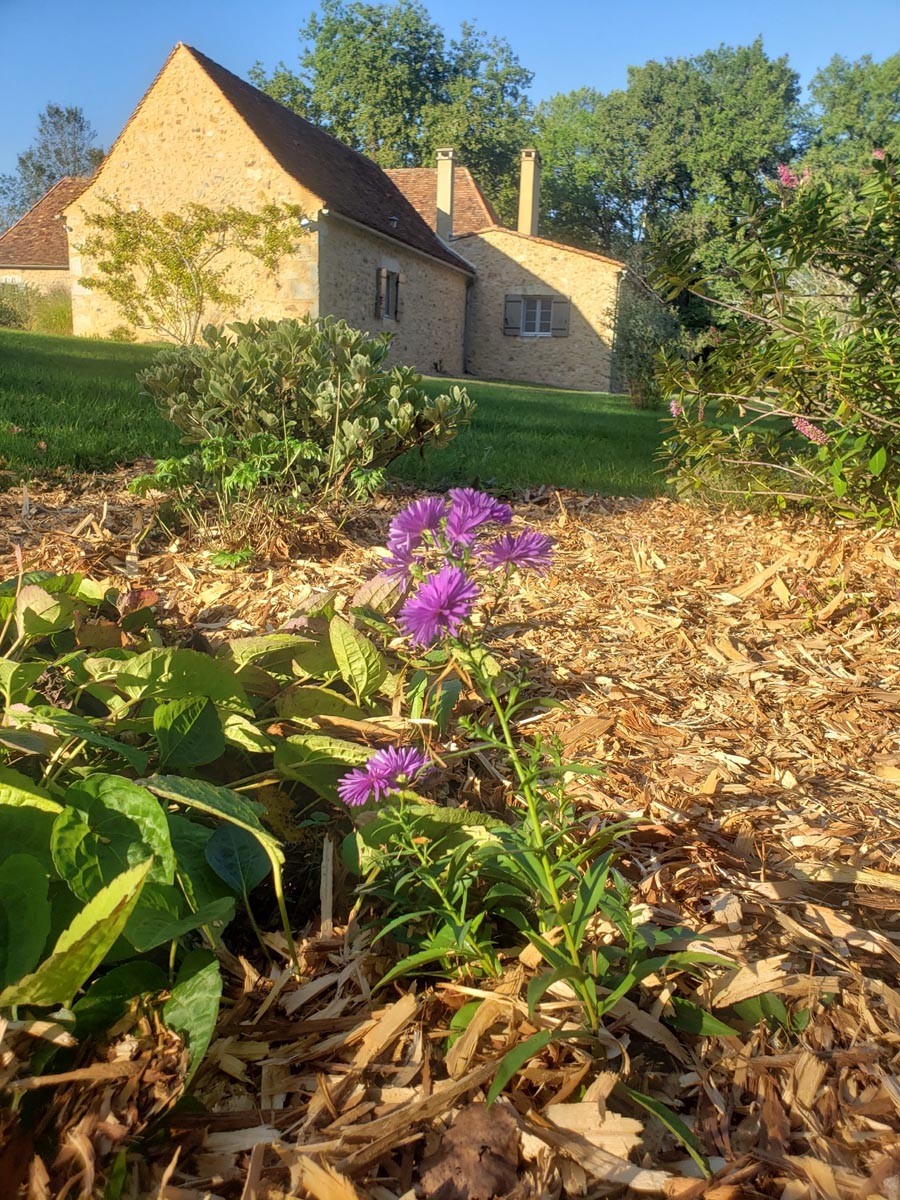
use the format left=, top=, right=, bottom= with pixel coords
left=180, top=46, right=472, bottom=274
left=0, top=177, right=89, bottom=268
left=384, top=166, right=499, bottom=237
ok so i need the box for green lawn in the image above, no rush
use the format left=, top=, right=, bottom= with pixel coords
left=0, top=329, right=667, bottom=494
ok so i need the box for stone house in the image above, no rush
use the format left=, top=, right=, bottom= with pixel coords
left=17, top=44, right=625, bottom=391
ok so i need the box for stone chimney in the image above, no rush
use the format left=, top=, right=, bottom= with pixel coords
left=517, top=148, right=541, bottom=237
left=436, top=147, right=455, bottom=241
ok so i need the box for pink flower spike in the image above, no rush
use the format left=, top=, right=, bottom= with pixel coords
left=873, top=148, right=886, bottom=161
left=777, top=164, right=800, bottom=189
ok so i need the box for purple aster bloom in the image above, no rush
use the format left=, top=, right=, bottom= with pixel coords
left=398, top=565, right=480, bottom=647
left=387, top=496, right=449, bottom=555
left=382, top=541, right=417, bottom=581
left=445, top=488, right=512, bottom=546
left=337, top=744, right=431, bottom=807
left=481, top=529, right=555, bottom=574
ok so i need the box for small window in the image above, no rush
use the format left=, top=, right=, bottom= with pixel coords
left=522, top=296, right=553, bottom=336
left=504, top=294, right=570, bottom=338
left=375, top=267, right=401, bottom=321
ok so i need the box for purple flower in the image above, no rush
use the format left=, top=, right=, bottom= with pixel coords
left=387, top=496, right=449, bottom=555
left=669, top=399, right=684, bottom=418
left=481, top=529, right=555, bottom=574
left=398, top=565, right=480, bottom=646
left=337, top=744, right=431, bottom=807
left=445, top=488, right=512, bottom=546
left=792, top=415, right=830, bottom=446
left=383, top=541, right=417, bottom=581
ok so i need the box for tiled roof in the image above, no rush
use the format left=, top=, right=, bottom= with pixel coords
left=180, top=46, right=473, bottom=274
left=384, top=166, right=499, bottom=237
left=0, top=177, right=89, bottom=267
left=453, top=224, right=625, bottom=269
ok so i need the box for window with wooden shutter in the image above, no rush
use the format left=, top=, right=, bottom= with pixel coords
left=504, top=295, right=523, bottom=336
left=550, top=297, right=570, bottom=337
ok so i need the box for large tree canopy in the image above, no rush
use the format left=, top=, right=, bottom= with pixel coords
left=805, top=53, right=900, bottom=185
left=249, top=0, right=533, bottom=222
left=0, top=104, right=103, bottom=231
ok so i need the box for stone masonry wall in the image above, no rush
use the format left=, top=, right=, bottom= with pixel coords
left=458, top=228, right=623, bottom=392
left=317, top=216, right=469, bottom=376
left=67, top=46, right=319, bottom=340
left=0, top=268, right=71, bottom=293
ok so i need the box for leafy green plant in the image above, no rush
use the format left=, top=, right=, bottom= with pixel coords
left=134, top=315, right=475, bottom=528
left=77, top=197, right=306, bottom=344
left=658, top=151, right=900, bottom=524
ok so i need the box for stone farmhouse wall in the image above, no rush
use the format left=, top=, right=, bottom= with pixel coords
left=458, top=228, right=623, bottom=392
left=66, top=46, right=319, bottom=340
left=0, top=268, right=71, bottom=292
left=317, top=215, right=469, bottom=376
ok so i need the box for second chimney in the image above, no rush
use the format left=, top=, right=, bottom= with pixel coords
left=436, top=147, right=455, bottom=241
left=517, top=148, right=541, bottom=237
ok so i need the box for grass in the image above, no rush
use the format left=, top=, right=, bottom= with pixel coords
left=0, top=329, right=667, bottom=494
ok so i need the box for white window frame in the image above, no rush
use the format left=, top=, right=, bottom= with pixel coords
left=520, top=295, right=553, bottom=337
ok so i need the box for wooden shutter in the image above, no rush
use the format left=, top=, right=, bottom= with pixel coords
left=550, top=297, right=570, bottom=337
left=503, top=295, right=523, bottom=336
left=374, top=267, right=387, bottom=318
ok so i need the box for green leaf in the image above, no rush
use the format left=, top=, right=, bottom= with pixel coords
left=666, top=998, right=739, bottom=1037
left=221, top=711, right=277, bottom=754
left=123, top=884, right=235, bottom=951
left=85, top=647, right=250, bottom=709
left=570, top=854, right=613, bottom=948
left=145, top=775, right=281, bottom=858
left=73, top=960, right=168, bottom=1035
left=162, top=949, right=222, bottom=1085
left=329, top=615, right=387, bottom=702
left=154, top=695, right=225, bottom=769
left=15, top=585, right=75, bottom=640
left=167, top=813, right=239, bottom=911
left=0, top=768, right=62, bottom=870
left=277, top=685, right=365, bottom=721
left=869, top=446, right=887, bottom=477
left=0, top=660, right=45, bottom=706
left=26, top=708, right=150, bottom=773
left=274, top=733, right=370, bottom=802
left=485, top=1029, right=556, bottom=1105
left=375, top=944, right=467, bottom=990
left=51, top=774, right=175, bottom=901
left=616, top=1083, right=710, bottom=1178
left=0, top=858, right=152, bottom=1008
left=0, top=854, right=51, bottom=987
left=205, top=825, right=271, bottom=894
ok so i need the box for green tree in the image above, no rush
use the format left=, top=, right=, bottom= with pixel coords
left=249, top=0, right=533, bottom=223
left=0, top=104, right=103, bottom=230
left=77, top=199, right=305, bottom=344
left=805, top=54, right=900, bottom=186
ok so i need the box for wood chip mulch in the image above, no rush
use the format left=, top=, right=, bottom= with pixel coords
left=3, top=471, right=900, bottom=1200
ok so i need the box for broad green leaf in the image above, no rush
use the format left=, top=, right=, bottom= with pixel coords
left=277, top=685, right=365, bottom=721
left=154, top=695, right=225, bottom=769
left=274, top=733, right=370, bottom=802
left=220, top=633, right=318, bottom=671
left=0, top=768, right=61, bottom=869
left=0, top=571, right=83, bottom=598
left=163, top=949, right=222, bottom=1085
left=73, top=960, right=167, bottom=1035
left=350, top=571, right=405, bottom=614
left=486, top=1029, right=556, bottom=1105
left=167, top=813, right=240, bottom=911
left=221, top=711, right=277, bottom=754
left=52, top=774, right=175, bottom=900
left=329, top=615, right=387, bottom=702
left=869, top=446, right=887, bottom=477
left=84, top=647, right=250, bottom=709
left=123, top=883, right=234, bottom=951
left=205, top=825, right=271, bottom=894
left=26, top=708, right=149, bottom=773
left=145, top=776, right=282, bottom=859
left=0, top=858, right=151, bottom=1008
left=0, top=854, right=50, bottom=986
left=15, top=585, right=74, bottom=640
left=0, top=660, right=45, bottom=706
left=616, top=1083, right=710, bottom=1177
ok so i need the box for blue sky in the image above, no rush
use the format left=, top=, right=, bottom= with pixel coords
left=0, top=0, right=897, bottom=176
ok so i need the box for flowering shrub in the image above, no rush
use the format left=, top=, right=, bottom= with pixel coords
left=659, top=151, right=900, bottom=524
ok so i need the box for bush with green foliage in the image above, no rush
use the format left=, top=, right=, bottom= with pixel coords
left=0, top=281, right=72, bottom=334
left=0, top=281, right=35, bottom=329
left=136, top=316, right=475, bottom=523
left=658, top=152, right=900, bottom=523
